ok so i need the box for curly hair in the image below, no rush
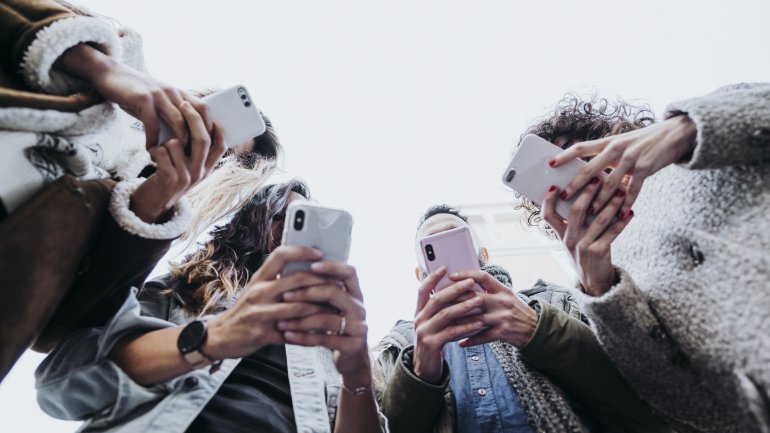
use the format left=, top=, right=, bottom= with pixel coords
left=168, top=179, right=310, bottom=315
left=513, top=94, right=656, bottom=234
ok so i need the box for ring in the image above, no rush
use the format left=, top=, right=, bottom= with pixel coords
left=337, top=316, right=347, bottom=336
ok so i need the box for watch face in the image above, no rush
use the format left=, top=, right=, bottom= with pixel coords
left=178, top=320, right=206, bottom=354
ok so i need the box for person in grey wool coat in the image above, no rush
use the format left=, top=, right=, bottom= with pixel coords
left=514, top=83, right=770, bottom=433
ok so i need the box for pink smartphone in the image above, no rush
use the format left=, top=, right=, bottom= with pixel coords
left=419, top=226, right=484, bottom=339
left=501, top=134, right=605, bottom=220
left=419, top=226, right=482, bottom=292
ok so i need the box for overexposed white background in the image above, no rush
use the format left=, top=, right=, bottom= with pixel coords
left=2, top=1, right=769, bottom=431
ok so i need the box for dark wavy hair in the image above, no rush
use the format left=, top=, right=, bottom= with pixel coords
left=416, top=204, right=468, bottom=232
left=168, top=178, right=310, bottom=315
left=514, top=94, right=656, bottom=232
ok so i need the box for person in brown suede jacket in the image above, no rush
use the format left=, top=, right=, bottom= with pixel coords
left=0, top=0, right=277, bottom=382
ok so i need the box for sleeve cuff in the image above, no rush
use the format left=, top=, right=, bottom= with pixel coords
left=21, top=16, right=123, bottom=95
left=109, top=178, right=192, bottom=240
left=395, top=346, right=449, bottom=393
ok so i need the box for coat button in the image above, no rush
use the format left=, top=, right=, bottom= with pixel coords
left=471, top=355, right=481, bottom=361
left=184, top=376, right=199, bottom=388
left=671, top=352, right=690, bottom=368
left=477, top=388, right=487, bottom=396
left=749, top=128, right=770, bottom=148
left=649, top=326, right=667, bottom=342
left=690, top=244, right=705, bottom=266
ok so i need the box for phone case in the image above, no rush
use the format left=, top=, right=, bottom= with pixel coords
left=420, top=226, right=482, bottom=292
left=281, top=202, right=353, bottom=275
left=501, top=134, right=600, bottom=219
left=158, top=84, right=266, bottom=147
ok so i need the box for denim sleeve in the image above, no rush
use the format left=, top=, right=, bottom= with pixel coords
left=34, top=288, right=173, bottom=421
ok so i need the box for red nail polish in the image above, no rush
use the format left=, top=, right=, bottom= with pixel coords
left=548, top=185, right=557, bottom=192
left=629, top=209, right=635, bottom=217
left=588, top=206, right=594, bottom=215
left=615, top=189, right=626, bottom=198
left=559, top=191, right=567, bottom=200
left=590, top=177, right=599, bottom=185
left=548, top=159, right=556, bottom=167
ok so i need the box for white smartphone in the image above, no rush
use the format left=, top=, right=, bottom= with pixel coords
left=280, top=202, right=353, bottom=276
left=158, top=85, right=266, bottom=147
left=501, top=134, right=603, bottom=219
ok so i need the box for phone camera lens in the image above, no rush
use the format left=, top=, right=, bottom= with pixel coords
left=294, top=210, right=305, bottom=231
left=241, top=94, right=247, bottom=100
left=244, top=101, right=251, bottom=107
left=425, top=244, right=435, bottom=261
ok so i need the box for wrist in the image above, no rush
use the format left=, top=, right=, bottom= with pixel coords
left=129, top=180, right=176, bottom=224
left=58, top=43, right=115, bottom=83
left=201, top=316, right=228, bottom=361
left=508, top=305, right=538, bottom=348
left=412, top=347, right=443, bottom=384
left=670, top=114, right=697, bottom=159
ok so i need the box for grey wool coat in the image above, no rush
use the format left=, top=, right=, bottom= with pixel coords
left=582, top=83, right=770, bottom=433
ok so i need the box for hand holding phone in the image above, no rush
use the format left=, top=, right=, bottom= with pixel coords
left=501, top=134, right=605, bottom=220
left=158, top=85, right=266, bottom=148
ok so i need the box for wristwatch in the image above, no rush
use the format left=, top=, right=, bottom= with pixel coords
left=178, top=319, right=216, bottom=369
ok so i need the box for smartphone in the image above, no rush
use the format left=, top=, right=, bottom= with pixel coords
left=501, top=134, right=603, bottom=219
left=280, top=202, right=353, bottom=276
left=158, top=85, right=266, bottom=147
left=419, top=226, right=484, bottom=338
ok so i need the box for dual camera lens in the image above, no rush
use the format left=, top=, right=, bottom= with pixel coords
left=238, top=88, right=251, bottom=107
left=425, top=244, right=435, bottom=261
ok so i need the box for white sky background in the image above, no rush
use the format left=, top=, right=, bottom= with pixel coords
left=2, top=0, right=770, bottom=431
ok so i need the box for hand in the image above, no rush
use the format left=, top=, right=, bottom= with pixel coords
left=446, top=270, right=538, bottom=349
left=58, top=44, right=208, bottom=147
left=551, top=115, right=696, bottom=217
left=542, top=178, right=634, bottom=296
left=129, top=101, right=226, bottom=223
left=412, top=267, right=486, bottom=384
left=277, top=261, right=373, bottom=388
left=204, top=246, right=329, bottom=360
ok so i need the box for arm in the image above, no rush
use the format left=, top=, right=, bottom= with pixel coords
left=665, top=83, right=770, bottom=169
left=518, top=301, right=673, bottom=433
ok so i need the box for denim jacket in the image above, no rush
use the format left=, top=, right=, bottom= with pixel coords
left=35, top=280, right=388, bottom=433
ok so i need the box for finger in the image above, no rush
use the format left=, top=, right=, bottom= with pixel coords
left=458, top=327, right=497, bottom=348
left=254, top=246, right=324, bottom=281
left=163, top=139, right=192, bottom=188
left=259, top=302, right=326, bottom=322
left=179, top=101, right=209, bottom=183
left=541, top=185, right=567, bottom=237
left=591, top=158, right=632, bottom=213
left=282, top=284, right=362, bottom=319
left=551, top=137, right=608, bottom=166
left=310, top=262, right=363, bottom=301
left=156, top=92, right=187, bottom=144
left=619, top=172, right=647, bottom=217
left=563, top=178, right=601, bottom=251
left=283, top=331, right=366, bottom=353
left=419, top=296, right=484, bottom=336
left=596, top=208, right=635, bottom=245
left=278, top=315, right=367, bottom=337
left=582, top=188, right=626, bottom=243
left=203, top=121, right=226, bottom=172
left=142, top=109, right=161, bottom=148
left=432, top=320, right=485, bottom=345
left=415, top=267, right=446, bottom=315
left=183, top=92, right=213, bottom=133
left=447, top=271, right=505, bottom=294
left=148, top=145, right=172, bottom=171
left=260, top=272, right=331, bottom=300
left=560, top=146, right=617, bottom=200
left=417, top=279, right=476, bottom=321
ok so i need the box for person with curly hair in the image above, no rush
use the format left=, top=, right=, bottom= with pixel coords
left=514, top=85, right=770, bottom=432
left=34, top=179, right=386, bottom=433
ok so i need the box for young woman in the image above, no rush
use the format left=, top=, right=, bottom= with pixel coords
left=515, top=86, right=770, bottom=433
left=36, top=179, right=385, bottom=433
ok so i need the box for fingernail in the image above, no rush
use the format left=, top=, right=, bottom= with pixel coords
left=587, top=206, right=594, bottom=215
left=548, top=159, right=556, bottom=167
left=310, top=262, right=323, bottom=271
left=437, top=266, right=447, bottom=274
left=312, top=249, right=324, bottom=258
left=590, top=177, right=599, bottom=185
left=283, top=292, right=296, bottom=301
left=284, top=331, right=298, bottom=340
left=559, top=191, right=568, bottom=200
left=449, top=272, right=459, bottom=278
left=615, top=189, right=626, bottom=198
left=629, top=209, right=635, bottom=217
left=277, top=321, right=288, bottom=329
left=548, top=185, right=557, bottom=192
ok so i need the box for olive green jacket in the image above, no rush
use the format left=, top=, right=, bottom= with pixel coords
left=372, top=281, right=673, bottom=433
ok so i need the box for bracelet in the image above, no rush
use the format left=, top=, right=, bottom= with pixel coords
left=341, top=382, right=372, bottom=396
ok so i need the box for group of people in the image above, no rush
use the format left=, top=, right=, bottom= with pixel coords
left=1, top=1, right=768, bottom=433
